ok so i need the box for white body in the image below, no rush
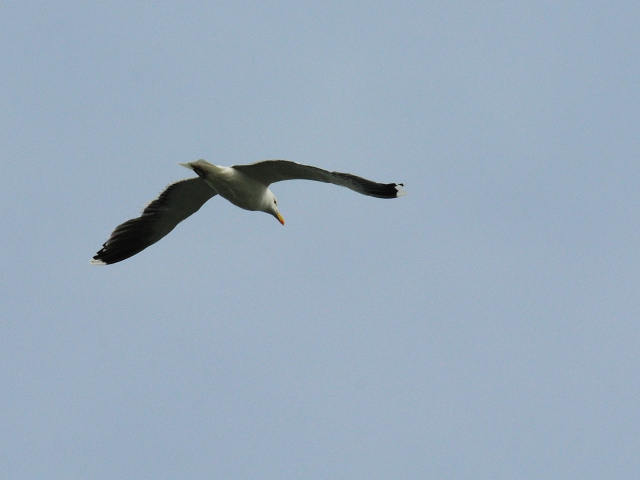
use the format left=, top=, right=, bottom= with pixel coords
left=183, top=161, right=270, bottom=212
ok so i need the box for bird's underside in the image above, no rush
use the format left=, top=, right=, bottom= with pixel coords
left=92, top=159, right=406, bottom=265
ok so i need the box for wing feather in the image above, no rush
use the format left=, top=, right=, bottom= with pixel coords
left=231, top=160, right=405, bottom=199
left=92, top=178, right=217, bottom=265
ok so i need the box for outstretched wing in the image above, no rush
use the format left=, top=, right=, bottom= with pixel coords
left=92, top=178, right=217, bottom=265
left=231, top=160, right=406, bottom=199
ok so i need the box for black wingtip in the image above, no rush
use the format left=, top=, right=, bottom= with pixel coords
left=360, top=181, right=407, bottom=198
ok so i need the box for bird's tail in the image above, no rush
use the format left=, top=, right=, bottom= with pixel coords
left=179, top=159, right=212, bottom=170
left=179, top=159, right=215, bottom=179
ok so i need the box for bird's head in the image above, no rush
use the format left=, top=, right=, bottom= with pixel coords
left=263, top=190, right=285, bottom=225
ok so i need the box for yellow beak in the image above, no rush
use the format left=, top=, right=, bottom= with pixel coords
left=276, top=211, right=285, bottom=225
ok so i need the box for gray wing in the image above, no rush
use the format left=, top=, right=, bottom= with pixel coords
left=92, top=178, right=217, bottom=265
left=231, top=160, right=406, bottom=199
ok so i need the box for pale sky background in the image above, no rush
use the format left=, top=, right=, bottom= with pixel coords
left=1, top=2, right=639, bottom=479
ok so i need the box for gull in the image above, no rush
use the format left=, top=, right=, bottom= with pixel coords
left=91, top=159, right=406, bottom=265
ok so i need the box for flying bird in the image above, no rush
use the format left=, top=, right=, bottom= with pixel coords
left=91, top=159, right=406, bottom=265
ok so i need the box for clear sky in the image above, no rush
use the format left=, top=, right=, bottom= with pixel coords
left=1, top=2, right=639, bottom=479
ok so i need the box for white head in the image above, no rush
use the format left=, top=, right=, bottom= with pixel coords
left=262, top=189, right=285, bottom=225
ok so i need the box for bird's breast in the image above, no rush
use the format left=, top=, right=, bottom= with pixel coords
left=204, top=167, right=266, bottom=211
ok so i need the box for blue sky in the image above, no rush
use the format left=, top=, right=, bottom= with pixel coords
left=1, top=2, right=639, bottom=478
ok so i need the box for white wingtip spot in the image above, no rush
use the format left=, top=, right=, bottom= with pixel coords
left=90, top=258, right=106, bottom=265
left=396, top=184, right=407, bottom=197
